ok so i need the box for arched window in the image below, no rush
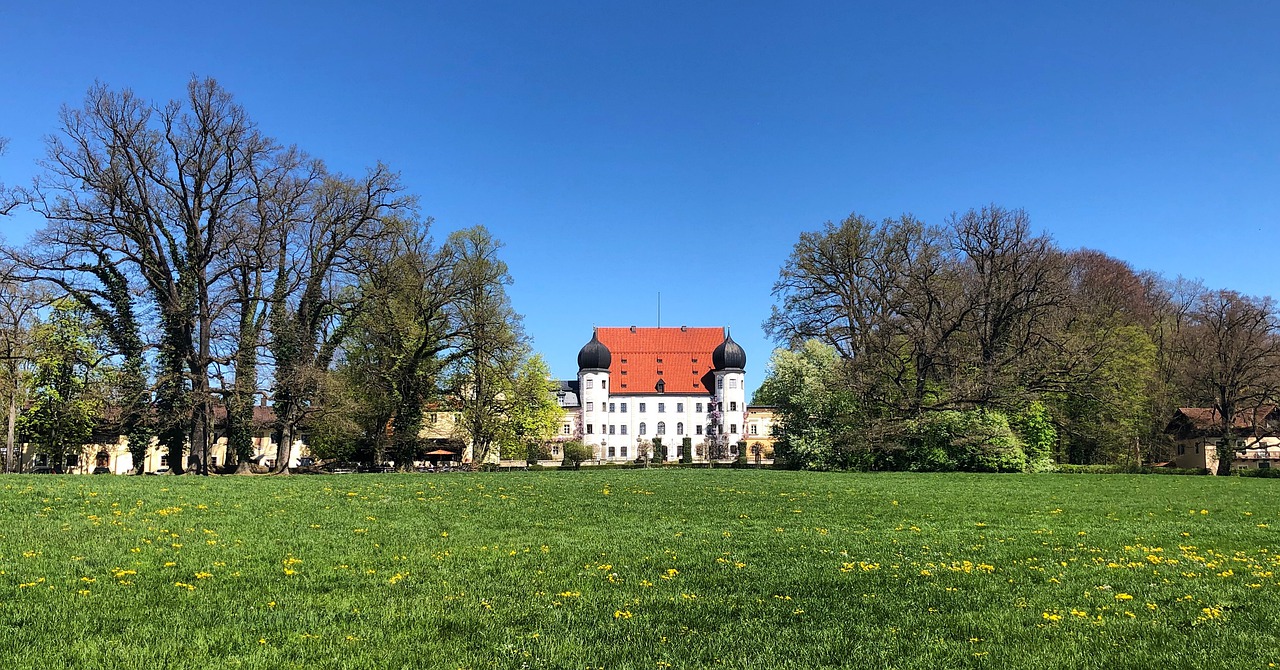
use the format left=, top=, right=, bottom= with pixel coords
left=657, top=421, right=666, bottom=435
left=639, top=422, right=647, bottom=435
left=676, top=422, right=684, bottom=435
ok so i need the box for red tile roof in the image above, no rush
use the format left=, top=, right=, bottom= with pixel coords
left=1166, top=406, right=1279, bottom=437
left=596, top=327, right=724, bottom=396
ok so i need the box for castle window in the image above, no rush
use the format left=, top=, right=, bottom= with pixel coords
left=620, top=425, right=628, bottom=435
left=586, top=379, right=594, bottom=389
left=608, top=446, right=616, bottom=458
left=639, top=403, right=646, bottom=412
left=696, top=425, right=703, bottom=435
left=621, top=446, right=628, bottom=458
left=677, top=422, right=684, bottom=435
left=586, top=402, right=593, bottom=411
left=563, top=424, right=571, bottom=435
left=609, top=425, right=616, bottom=435
left=729, top=401, right=737, bottom=411
left=609, top=403, right=615, bottom=413
left=587, top=425, right=594, bottom=434
left=620, top=403, right=627, bottom=412
left=657, top=422, right=667, bottom=435
left=717, top=378, right=723, bottom=389
left=677, top=402, right=684, bottom=412
left=658, top=403, right=665, bottom=413
left=729, top=379, right=737, bottom=389
left=730, top=424, right=738, bottom=434
left=639, top=422, right=647, bottom=435
left=696, top=403, right=703, bottom=412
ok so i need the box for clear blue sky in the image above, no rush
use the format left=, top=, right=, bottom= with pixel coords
left=2, top=1, right=1278, bottom=399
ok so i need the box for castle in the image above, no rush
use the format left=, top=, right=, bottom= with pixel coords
left=560, top=326, right=747, bottom=462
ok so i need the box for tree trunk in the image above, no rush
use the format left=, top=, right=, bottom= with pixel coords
left=273, top=413, right=294, bottom=474
left=5, top=389, right=15, bottom=474
left=1216, top=430, right=1234, bottom=476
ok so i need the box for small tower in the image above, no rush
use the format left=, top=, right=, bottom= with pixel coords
left=712, top=328, right=747, bottom=452
left=577, top=328, right=612, bottom=458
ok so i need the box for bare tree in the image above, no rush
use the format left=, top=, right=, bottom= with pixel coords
left=1176, top=289, right=1280, bottom=475
left=267, top=165, right=411, bottom=473
left=947, top=205, right=1069, bottom=406
left=0, top=267, right=45, bottom=472
left=212, top=147, right=317, bottom=473
left=0, top=136, right=19, bottom=216
left=30, top=78, right=273, bottom=474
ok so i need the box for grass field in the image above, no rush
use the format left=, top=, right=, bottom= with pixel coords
left=2, top=470, right=1278, bottom=669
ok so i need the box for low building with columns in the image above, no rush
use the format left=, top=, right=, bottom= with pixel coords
left=572, top=326, right=747, bottom=462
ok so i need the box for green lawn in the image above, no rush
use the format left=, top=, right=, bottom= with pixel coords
left=1, top=470, right=1278, bottom=669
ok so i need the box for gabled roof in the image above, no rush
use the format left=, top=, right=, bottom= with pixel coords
left=596, top=327, right=725, bottom=396
left=1165, top=406, right=1279, bottom=438
left=554, top=379, right=581, bottom=408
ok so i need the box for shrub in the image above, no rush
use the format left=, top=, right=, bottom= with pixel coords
left=680, top=438, right=693, bottom=464
left=561, top=441, right=592, bottom=469
left=903, top=410, right=1027, bottom=473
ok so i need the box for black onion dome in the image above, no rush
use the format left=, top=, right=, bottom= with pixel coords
left=577, top=330, right=612, bottom=371
left=712, top=330, right=746, bottom=371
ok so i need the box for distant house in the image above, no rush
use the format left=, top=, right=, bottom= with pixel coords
left=1164, top=406, right=1280, bottom=472
left=9, top=400, right=308, bottom=474
left=745, top=405, right=778, bottom=463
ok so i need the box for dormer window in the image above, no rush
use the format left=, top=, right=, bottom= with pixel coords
left=655, top=379, right=665, bottom=394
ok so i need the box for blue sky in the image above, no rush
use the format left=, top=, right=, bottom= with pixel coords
left=2, top=2, right=1277, bottom=399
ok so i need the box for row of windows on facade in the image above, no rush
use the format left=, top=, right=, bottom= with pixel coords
left=563, top=423, right=765, bottom=436
left=584, top=378, right=738, bottom=390
left=586, top=401, right=739, bottom=413
left=582, top=422, right=740, bottom=436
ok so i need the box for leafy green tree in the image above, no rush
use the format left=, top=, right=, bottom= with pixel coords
left=561, top=440, right=592, bottom=469
left=504, top=354, right=560, bottom=463
left=18, top=300, right=105, bottom=472
left=446, top=227, right=526, bottom=465
left=340, top=220, right=456, bottom=468
left=903, top=409, right=1027, bottom=472
left=1011, top=401, right=1057, bottom=472
left=753, top=340, right=864, bottom=470
left=1051, top=326, right=1157, bottom=465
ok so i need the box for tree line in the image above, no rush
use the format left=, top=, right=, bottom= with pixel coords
left=758, top=207, right=1280, bottom=474
left=0, top=78, right=560, bottom=474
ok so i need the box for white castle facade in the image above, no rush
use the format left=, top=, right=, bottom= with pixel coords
left=561, top=326, right=747, bottom=462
